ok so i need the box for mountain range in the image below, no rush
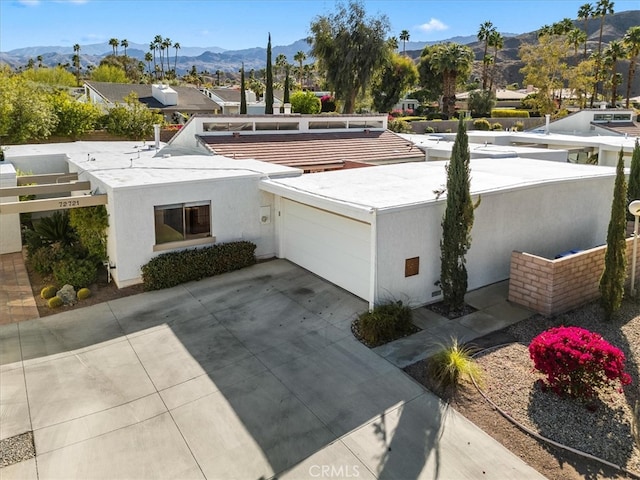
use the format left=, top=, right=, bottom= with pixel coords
left=1, top=9, right=638, bottom=95
left=0, top=35, right=516, bottom=75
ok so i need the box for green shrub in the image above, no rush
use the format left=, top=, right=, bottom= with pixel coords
left=142, top=241, right=257, bottom=291
left=357, top=301, right=413, bottom=347
left=472, top=118, right=491, bottom=131
left=513, top=121, right=525, bottom=132
left=77, top=287, right=92, bottom=300
left=490, top=109, right=530, bottom=118
left=388, top=119, right=412, bottom=134
left=40, top=285, right=57, bottom=299
left=54, top=257, right=98, bottom=288
left=48, top=296, right=64, bottom=309
left=424, top=126, right=435, bottom=134
left=428, top=338, right=482, bottom=390
left=491, top=122, right=503, bottom=131
left=28, top=243, right=68, bottom=275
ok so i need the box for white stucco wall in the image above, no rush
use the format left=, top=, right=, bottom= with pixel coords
left=101, top=176, right=276, bottom=287
left=0, top=163, right=22, bottom=254
left=374, top=176, right=614, bottom=307
left=4, top=153, right=69, bottom=175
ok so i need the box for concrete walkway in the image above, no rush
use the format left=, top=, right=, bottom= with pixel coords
left=0, top=260, right=544, bottom=479
left=0, top=252, right=39, bottom=325
left=375, top=281, right=534, bottom=368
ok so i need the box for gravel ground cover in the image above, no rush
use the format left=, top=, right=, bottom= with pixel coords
left=406, top=299, right=640, bottom=480
left=1, top=432, right=35, bottom=468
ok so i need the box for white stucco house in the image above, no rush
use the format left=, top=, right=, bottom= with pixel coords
left=1, top=125, right=619, bottom=308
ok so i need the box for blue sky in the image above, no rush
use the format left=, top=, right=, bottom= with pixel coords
left=1, top=0, right=638, bottom=52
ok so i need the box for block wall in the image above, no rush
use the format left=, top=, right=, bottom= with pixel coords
left=508, top=238, right=639, bottom=316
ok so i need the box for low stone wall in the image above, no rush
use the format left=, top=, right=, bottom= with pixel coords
left=508, top=238, right=640, bottom=316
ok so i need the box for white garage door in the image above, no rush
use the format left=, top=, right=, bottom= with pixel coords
left=281, top=199, right=371, bottom=300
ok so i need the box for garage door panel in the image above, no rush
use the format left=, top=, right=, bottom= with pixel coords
left=282, top=200, right=371, bottom=300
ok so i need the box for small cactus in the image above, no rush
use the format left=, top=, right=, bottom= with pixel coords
left=48, top=296, right=64, bottom=309
left=77, top=288, right=92, bottom=300
left=40, top=285, right=57, bottom=299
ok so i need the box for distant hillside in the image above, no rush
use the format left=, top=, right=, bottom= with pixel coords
left=1, top=9, right=638, bottom=96
left=407, top=9, right=640, bottom=97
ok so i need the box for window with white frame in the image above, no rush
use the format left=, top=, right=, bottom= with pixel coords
left=154, top=201, right=211, bottom=245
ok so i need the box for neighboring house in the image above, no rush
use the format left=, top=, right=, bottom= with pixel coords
left=199, top=87, right=285, bottom=115
left=534, top=108, right=639, bottom=137
left=456, top=89, right=529, bottom=111
left=391, top=97, right=420, bottom=113
left=84, top=81, right=219, bottom=123
left=413, top=109, right=638, bottom=166
left=165, top=114, right=424, bottom=172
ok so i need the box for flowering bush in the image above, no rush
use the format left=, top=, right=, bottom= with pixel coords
left=529, top=326, right=632, bottom=400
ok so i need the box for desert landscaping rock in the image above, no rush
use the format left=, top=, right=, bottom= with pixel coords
left=0, top=431, right=35, bottom=468
left=56, top=284, right=77, bottom=306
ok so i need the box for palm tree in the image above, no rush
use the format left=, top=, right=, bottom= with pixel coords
left=120, top=39, right=128, bottom=57
left=578, top=3, right=594, bottom=58
left=293, top=51, right=306, bottom=87
left=430, top=43, right=474, bottom=117
left=173, top=42, right=180, bottom=77
left=477, top=21, right=496, bottom=90
left=568, top=28, right=588, bottom=65
left=592, top=0, right=614, bottom=106
left=275, top=53, right=288, bottom=82
left=623, top=26, right=640, bottom=108
left=387, top=36, right=399, bottom=52
left=73, top=43, right=81, bottom=84
left=144, top=51, right=153, bottom=77
left=109, top=38, right=119, bottom=56
left=604, top=40, right=626, bottom=106
left=488, top=30, right=504, bottom=91
left=400, top=29, right=410, bottom=56
left=153, top=35, right=163, bottom=79
left=163, top=38, right=172, bottom=76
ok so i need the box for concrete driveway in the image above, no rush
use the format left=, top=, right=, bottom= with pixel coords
left=0, top=259, right=545, bottom=479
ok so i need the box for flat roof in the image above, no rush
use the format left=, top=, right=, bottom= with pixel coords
left=399, top=134, right=568, bottom=158
left=260, top=158, right=616, bottom=221
left=6, top=141, right=300, bottom=191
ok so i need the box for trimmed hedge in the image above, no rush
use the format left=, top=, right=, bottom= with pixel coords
left=491, top=109, right=530, bottom=118
left=142, top=241, right=257, bottom=290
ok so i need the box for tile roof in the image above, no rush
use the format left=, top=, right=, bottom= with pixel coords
left=198, top=130, right=424, bottom=171
left=85, top=82, right=220, bottom=112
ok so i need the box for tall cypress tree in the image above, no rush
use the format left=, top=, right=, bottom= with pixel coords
left=265, top=33, right=274, bottom=114
left=627, top=138, right=640, bottom=221
left=282, top=65, right=290, bottom=113
left=240, top=63, right=247, bottom=114
left=600, top=149, right=628, bottom=320
left=440, top=118, right=475, bottom=312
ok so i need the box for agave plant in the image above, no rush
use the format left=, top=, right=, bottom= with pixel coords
left=34, top=211, right=76, bottom=246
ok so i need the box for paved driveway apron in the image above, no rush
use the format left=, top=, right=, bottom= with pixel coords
left=0, top=260, right=546, bottom=480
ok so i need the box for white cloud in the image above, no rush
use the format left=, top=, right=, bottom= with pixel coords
left=16, top=0, right=40, bottom=6
left=417, top=18, right=448, bottom=34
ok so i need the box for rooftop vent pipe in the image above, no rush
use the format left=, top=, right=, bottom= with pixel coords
left=154, top=124, right=160, bottom=150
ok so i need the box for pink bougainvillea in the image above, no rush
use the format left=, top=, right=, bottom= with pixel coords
left=529, top=326, right=631, bottom=400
